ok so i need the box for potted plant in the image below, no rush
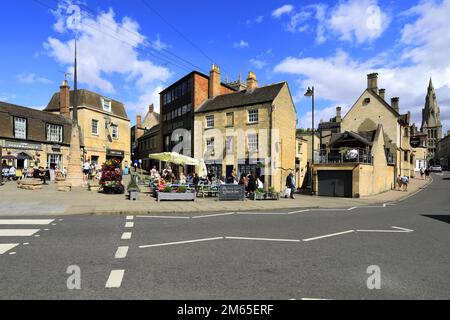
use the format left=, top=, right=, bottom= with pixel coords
left=127, top=175, right=141, bottom=201
left=99, top=158, right=125, bottom=194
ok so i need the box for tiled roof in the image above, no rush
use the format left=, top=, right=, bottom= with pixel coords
left=196, top=82, right=286, bottom=113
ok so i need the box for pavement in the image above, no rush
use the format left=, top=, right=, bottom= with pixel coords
left=0, top=174, right=432, bottom=216
left=0, top=172, right=448, bottom=299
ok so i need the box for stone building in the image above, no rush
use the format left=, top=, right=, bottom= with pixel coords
left=159, top=66, right=236, bottom=160
left=295, top=136, right=308, bottom=189
left=130, top=104, right=160, bottom=163
left=437, top=131, right=450, bottom=169
left=0, top=100, right=72, bottom=170
left=421, top=78, right=443, bottom=164
left=317, top=107, right=342, bottom=149
left=194, top=71, right=297, bottom=192
left=44, top=81, right=131, bottom=168
left=313, top=73, right=414, bottom=197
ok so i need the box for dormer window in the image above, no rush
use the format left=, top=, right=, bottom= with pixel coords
left=102, top=97, right=112, bottom=112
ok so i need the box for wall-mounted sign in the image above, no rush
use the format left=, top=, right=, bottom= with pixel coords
left=106, top=149, right=125, bottom=157
left=4, top=140, right=42, bottom=151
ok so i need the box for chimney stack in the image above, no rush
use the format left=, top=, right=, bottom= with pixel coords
left=136, top=114, right=142, bottom=128
left=379, top=88, right=386, bottom=100
left=59, top=80, right=71, bottom=118
left=209, top=64, right=221, bottom=98
left=336, top=106, right=342, bottom=122
left=367, top=73, right=378, bottom=93
left=148, top=104, right=154, bottom=113
left=247, top=71, right=259, bottom=92
left=391, top=97, right=400, bottom=113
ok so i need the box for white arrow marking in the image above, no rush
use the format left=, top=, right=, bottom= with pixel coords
left=302, top=230, right=355, bottom=242
left=356, top=226, right=414, bottom=233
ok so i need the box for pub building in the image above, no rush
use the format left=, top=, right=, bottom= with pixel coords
left=0, top=101, right=73, bottom=171
left=44, top=80, right=131, bottom=168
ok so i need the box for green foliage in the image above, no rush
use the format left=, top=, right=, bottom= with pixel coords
left=127, top=175, right=141, bottom=193
left=163, top=186, right=173, bottom=193
left=177, top=186, right=188, bottom=193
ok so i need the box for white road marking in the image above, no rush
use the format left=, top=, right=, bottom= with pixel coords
left=139, top=237, right=223, bottom=249
left=225, top=236, right=301, bottom=243
left=356, top=226, right=414, bottom=233
left=44, top=229, right=49, bottom=231
left=237, top=212, right=289, bottom=215
left=347, top=207, right=357, bottom=211
left=192, top=212, right=235, bottom=219
left=22, top=242, right=29, bottom=245
left=121, top=232, right=132, bottom=240
left=105, top=270, right=125, bottom=288
left=301, top=298, right=332, bottom=300
left=114, top=246, right=129, bottom=259
left=0, top=219, right=54, bottom=225
left=9, top=252, right=16, bottom=255
left=288, top=209, right=310, bottom=214
left=34, top=235, right=40, bottom=238
left=136, top=215, right=190, bottom=219
left=0, top=229, right=40, bottom=237
left=125, top=222, right=134, bottom=228
left=126, top=216, right=134, bottom=220
left=302, top=230, right=355, bottom=242
left=0, top=243, right=19, bottom=254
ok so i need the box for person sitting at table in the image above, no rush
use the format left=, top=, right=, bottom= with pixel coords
left=38, top=167, right=48, bottom=185
left=219, top=176, right=226, bottom=185
left=193, top=173, right=200, bottom=186
left=179, top=171, right=187, bottom=184
left=157, top=176, right=165, bottom=192
left=8, top=166, right=16, bottom=180
left=256, top=176, right=264, bottom=189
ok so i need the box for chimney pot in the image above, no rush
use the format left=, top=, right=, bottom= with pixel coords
left=379, top=88, right=386, bottom=100
left=59, top=80, right=70, bottom=118
left=247, top=71, right=258, bottom=91
left=391, top=97, right=400, bottom=113
left=148, top=104, right=154, bottom=113
left=367, top=73, right=378, bottom=93
left=336, top=106, right=342, bottom=122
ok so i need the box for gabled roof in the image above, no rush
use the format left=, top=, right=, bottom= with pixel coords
left=329, top=130, right=376, bottom=147
left=344, top=89, right=400, bottom=122
left=195, top=82, right=286, bottom=113
left=44, top=89, right=129, bottom=120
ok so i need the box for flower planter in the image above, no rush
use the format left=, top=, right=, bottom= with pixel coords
left=157, top=191, right=196, bottom=202
left=129, top=191, right=139, bottom=201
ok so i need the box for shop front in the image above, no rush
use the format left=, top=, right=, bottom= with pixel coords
left=1, top=139, right=42, bottom=169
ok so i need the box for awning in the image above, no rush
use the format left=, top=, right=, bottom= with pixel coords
left=17, top=152, right=33, bottom=160
left=148, top=152, right=208, bottom=177
left=1, top=154, right=17, bottom=160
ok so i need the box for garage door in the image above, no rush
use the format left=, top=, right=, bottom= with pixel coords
left=318, top=170, right=352, bottom=198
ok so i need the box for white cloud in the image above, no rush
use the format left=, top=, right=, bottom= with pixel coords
left=272, top=0, right=389, bottom=45
left=329, top=0, right=390, bottom=44
left=44, top=4, right=172, bottom=95
left=246, top=15, right=264, bottom=24
left=125, top=85, right=163, bottom=116
left=249, top=58, right=268, bottom=70
left=0, top=94, right=17, bottom=102
left=233, top=40, right=249, bottom=48
left=151, top=34, right=169, bottom=51
left=272, top=5, right=294, bottom=18
left=16, top=73, right=53, bottom=84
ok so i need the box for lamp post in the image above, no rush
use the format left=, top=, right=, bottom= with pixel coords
left=304, top=86, right=315, bottom=195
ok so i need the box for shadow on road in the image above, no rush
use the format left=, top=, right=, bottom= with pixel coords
left=422, top=215, right=450, bottom=224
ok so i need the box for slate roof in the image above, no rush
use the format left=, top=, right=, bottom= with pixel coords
left=196, top=82, right=286, bottom=113
left=329, top=130, right=376, bottom=147
left=45, top=89, right=128, bottom=119
left=0, top=101, right=73, bottom=145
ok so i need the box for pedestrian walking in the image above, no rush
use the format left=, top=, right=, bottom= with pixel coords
left=420, top=167, right=425, bottom=180
left=401, top=176, right=409, bottom=191
left=425, top=168, right=430, bottom=180
left=285, top=171, right=296, bottom=199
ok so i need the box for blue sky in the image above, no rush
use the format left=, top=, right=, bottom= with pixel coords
left=0, top=0, right=449, bottom=131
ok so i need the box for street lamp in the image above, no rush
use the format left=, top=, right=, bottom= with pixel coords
left=304, top=86, right=315, bottom=195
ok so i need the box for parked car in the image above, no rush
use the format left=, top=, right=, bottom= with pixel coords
left=429, top=165, right=443, bottom=172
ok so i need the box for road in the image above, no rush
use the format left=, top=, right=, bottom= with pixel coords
left=0, top=173, right=449, bottom=300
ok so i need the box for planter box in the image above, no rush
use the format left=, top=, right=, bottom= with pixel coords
left=253, top=192, right=280, bottom=201
left=129, top=191, right=139, bottom=201
left=157, top=191, right=196, bottom=202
